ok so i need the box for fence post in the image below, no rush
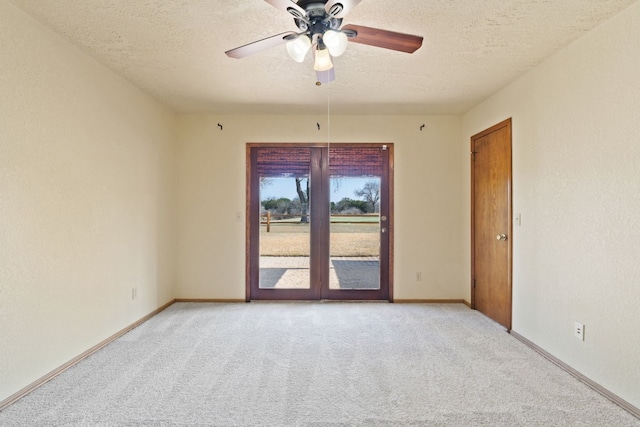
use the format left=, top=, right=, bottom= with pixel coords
left=266, top=211, right=271, bottom=233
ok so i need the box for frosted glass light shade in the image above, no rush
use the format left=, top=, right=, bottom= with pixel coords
left=313, top=47, right=333, bottom=71
left=323, top=30, right=348, bottom=57
left=286, top=35, right=311, bottom=62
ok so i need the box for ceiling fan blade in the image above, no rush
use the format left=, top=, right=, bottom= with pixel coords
left=316, top=68, right=336, bottom=84
left=264, top=0, right=307, bottom=20
left=342, top=24, right=423, bottom=53
left=325, top=0, right=362, bottom=19
left=225, top=32, right=297, bottom=59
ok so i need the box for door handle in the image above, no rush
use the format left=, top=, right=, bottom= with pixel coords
left=381, top=227, right=387, bottom=234
left=496, top=234, right=507, bottom=241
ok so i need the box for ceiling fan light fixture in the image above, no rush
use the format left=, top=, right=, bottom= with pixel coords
left=286, top=35, right=312, bottom=62
left=323, top=30, right=348, bottom=57
left=313, top=46, right=333, bottom=71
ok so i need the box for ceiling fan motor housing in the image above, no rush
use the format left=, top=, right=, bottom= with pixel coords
left=291, top=1, right=343, bottom=36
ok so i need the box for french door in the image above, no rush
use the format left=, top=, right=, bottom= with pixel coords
left=246, top=143, right=393, bottom=301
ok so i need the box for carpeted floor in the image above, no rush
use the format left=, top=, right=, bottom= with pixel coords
left=1, top=302, right=638, bottom=426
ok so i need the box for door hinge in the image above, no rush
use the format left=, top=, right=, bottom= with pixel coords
left=473, top=279, right=476, bottom=288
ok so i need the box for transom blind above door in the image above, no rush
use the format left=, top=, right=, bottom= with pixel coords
left=255, top=146, right=383, bottom=177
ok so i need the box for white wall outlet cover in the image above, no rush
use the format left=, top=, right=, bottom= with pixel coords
left=574, top=321, right=585, bottom=341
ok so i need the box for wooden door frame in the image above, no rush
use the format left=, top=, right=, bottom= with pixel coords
left=245, top=142, right=394, bottom=302
left=470, top=118, right=513, bottom=329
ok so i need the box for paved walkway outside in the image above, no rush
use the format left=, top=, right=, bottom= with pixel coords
left=259, top=256, right=379, bottom=290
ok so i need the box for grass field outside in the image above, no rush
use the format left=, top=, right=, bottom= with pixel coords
left=260, top=222, right=380, bottom=257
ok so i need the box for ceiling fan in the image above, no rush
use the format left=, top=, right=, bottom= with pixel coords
left=225, top=0, right=423, bottom=84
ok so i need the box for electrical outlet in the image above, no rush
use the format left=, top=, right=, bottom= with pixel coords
left=416, top=272, right=422, bottom=282
left=132, top=287, right=138, bottom=300
left=574, top=321, right=585, bottom=341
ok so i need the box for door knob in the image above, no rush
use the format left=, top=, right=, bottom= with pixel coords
left=381, top=227, right=387, bottom=233
left=496, top=234, right=507, bottom=241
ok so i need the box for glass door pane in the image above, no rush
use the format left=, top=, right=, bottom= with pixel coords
left=256, top=148, right=312, bottom=290
left=328, top=147, right=382, bottom=291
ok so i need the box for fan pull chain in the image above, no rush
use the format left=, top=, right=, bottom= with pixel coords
left=327, top=94, right=331, bottom=217
left=327, top=94, right=330, bottom=152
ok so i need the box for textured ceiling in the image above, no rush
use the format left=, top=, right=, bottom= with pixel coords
left=9, top=0, right=637, bottom=115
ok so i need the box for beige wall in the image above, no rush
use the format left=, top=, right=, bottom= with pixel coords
left=462, top=1, right=640, bottom=409
left=176, top=114, right=465, bottom=301
left=0, top=1, right=177, bottom=402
